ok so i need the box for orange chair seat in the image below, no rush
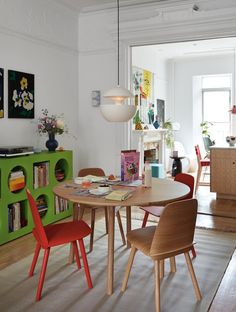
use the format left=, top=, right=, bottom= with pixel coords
left=33, top=221, right=91, bottom=248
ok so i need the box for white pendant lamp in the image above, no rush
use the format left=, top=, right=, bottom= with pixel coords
left=100, top=0, right=136, bottom=122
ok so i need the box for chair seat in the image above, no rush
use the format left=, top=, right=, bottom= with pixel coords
left=127, top=226, right=156, bottom=256
left=140, top=206, right=165, bottom=217
left=34, top=220, right=91, bottom=247
left=200, top=159, right=210, bottom=166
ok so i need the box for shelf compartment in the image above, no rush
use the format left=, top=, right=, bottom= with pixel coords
left=8, top=200, right=27, bottom=233
left=8, top=166, right=26, bottom=193
left=36, top=194, right=48, bottom=218
left=33, top=161, right=49, bottom=189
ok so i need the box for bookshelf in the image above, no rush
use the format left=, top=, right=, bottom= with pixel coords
left=0, top=150, right=73, bottom=245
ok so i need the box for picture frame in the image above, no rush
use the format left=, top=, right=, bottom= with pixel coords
left=8, top=70, right=34, bottom=119
left=0, top=68, right=3, bottom=118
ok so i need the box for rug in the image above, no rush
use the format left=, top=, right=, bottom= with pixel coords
left=0, top=219, right=235, bottom=312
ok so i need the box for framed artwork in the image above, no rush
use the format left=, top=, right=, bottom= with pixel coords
left=0, top=68, right=3, bottom=118
left=132, top=66, right=153, bottom=125
left=8, top=70, right=34, bottom=118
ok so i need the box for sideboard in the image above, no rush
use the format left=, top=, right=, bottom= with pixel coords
left=210, top=146, right=236, bottom=199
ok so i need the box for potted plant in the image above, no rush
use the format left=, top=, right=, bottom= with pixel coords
left=163, top=120, right=174, bottom=149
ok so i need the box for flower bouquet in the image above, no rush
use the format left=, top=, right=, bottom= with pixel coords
left=37, top=109, right=68, bottom=151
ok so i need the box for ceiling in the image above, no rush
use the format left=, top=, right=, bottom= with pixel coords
left=52, top=0, right=236, bottom=57
left=135, top=37, right=236, bottom=59
left=52, top=0, right=168, bottom=12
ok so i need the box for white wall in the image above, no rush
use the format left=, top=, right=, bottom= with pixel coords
left=0, top=0, right=79, bottom=174
left=78, top=11, right=129, bottom=175
left=173, top=54, right=233, bottom=154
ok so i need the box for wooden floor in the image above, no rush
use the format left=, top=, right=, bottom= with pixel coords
left=0, top=186, right=236, bottom=311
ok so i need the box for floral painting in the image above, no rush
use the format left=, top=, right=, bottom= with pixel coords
left=8, top=70, right=34, bottom=118
left=0, top=68, right=3, bottom=118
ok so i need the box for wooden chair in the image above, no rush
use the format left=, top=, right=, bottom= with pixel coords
left=194, top=145, right=210, bottom=193
left=140, top=173, right=196, bottom=258
left=121, top=199, right=202, bottom=312
left=78, top=168, right=126, bottom=252
left=26, top=189, right=92, bottom=301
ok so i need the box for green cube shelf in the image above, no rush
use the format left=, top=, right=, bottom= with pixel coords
left=0, top=150, right=73, bottom=245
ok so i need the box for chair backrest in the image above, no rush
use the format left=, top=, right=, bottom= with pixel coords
left=150, top=199, right=197, bottom=258
left=194, top=145, right=203, bottom=167
left=174, top=173, right=194, bottom=199
left=78, top=167, right=105, bottom=177
left=26, top=189, right=48, bottom=248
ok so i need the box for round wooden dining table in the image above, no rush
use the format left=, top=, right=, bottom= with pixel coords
left=53, top=178, right=190, bottom=295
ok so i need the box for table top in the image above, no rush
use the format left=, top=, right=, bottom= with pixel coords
left=53, top=178, right=190, bottom=207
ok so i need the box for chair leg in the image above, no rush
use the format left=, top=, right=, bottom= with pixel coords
left=116, top=210, right=126, bottom=245
left=89, top=209, right=96, bottom=253
left=73, top=241, right=81, bottom=270
left=36, top=248, right=50, bottom=301
left=104, top=207, right=109, bottom=234
left=154, top=260, right=161, bottom=312
left=195, top=166, right=202, bottom=193
left=169, top=257, right=176, bottom=273
left=29, top=243, right=41, bottom=277
left=191, top=246, right=197, bottom=258
left=121, top=246, right=137, bottom=291
left=142, top=211, right=149, bottom=228
left=184, top=252, right=202, bottom=300
left=78, top=239, right=93, bottom=289
left=159, top=260, right=164, bottom=279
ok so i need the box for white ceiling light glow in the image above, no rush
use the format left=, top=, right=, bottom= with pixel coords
left=100, top=0, right=136, bottom=122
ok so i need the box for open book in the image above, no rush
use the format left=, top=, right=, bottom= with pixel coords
left=105, top=190, right=133, bottom=201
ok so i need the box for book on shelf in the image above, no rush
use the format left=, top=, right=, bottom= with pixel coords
left=34, top=162, right=49, bottom=188
left=9, top=170, right=25, bottom=192
left=55, top=168, right=65, bottom=181
left=8, top=202, right=25, bottom=232
left=9, top=176, right=25, bottom=192
left=105, top=190, right=133, bottom=201
left=55, top=196, right=69, bottom=214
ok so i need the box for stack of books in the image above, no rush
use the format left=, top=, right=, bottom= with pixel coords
left=9, top=170, right=25, bottom=192
left=55, top=168, right=65, bottom=181
left=34, top=162, right=49, bottom=188
left=36, top=195, right=48, bottom=217
left=55, top=196, right=69, bottom=214
left=8, top=202, right=27, bottom=232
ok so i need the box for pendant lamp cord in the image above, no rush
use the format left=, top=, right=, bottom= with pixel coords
left=117, top=0, right=120, bottom=86
left=234, top=48, right=236, bottom=104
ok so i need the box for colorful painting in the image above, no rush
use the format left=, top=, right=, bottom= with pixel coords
left=0, top=68, right=3, bottom=118
left=8, top=70, right=34, bottom=118
left=132, top=66, right=153, bottom=126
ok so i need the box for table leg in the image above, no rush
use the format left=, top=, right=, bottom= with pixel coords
left=126, top=206, right=131, bottom=249
left=107, top=206, right=115, bottom=295
left=69, top=202, right=79, bottom=264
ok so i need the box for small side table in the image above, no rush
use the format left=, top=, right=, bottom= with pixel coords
left=170, top=156, right=185, bottom=177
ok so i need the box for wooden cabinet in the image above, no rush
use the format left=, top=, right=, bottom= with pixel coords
left=0, top=150, right=73, bottom=245
left=210, top=147, right=236, bottom=199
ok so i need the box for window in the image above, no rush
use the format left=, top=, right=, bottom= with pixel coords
left=202, top=75, right=231, bottom=144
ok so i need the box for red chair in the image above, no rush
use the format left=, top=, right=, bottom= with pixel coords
left=195, top=145, right=210, bottom=193
left=26, top=189, right=93, bottom=301
left=140, top=173, right=196, bottom=258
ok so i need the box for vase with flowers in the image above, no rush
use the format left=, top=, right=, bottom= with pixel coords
left=37, top=109, right=67, bottom=152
